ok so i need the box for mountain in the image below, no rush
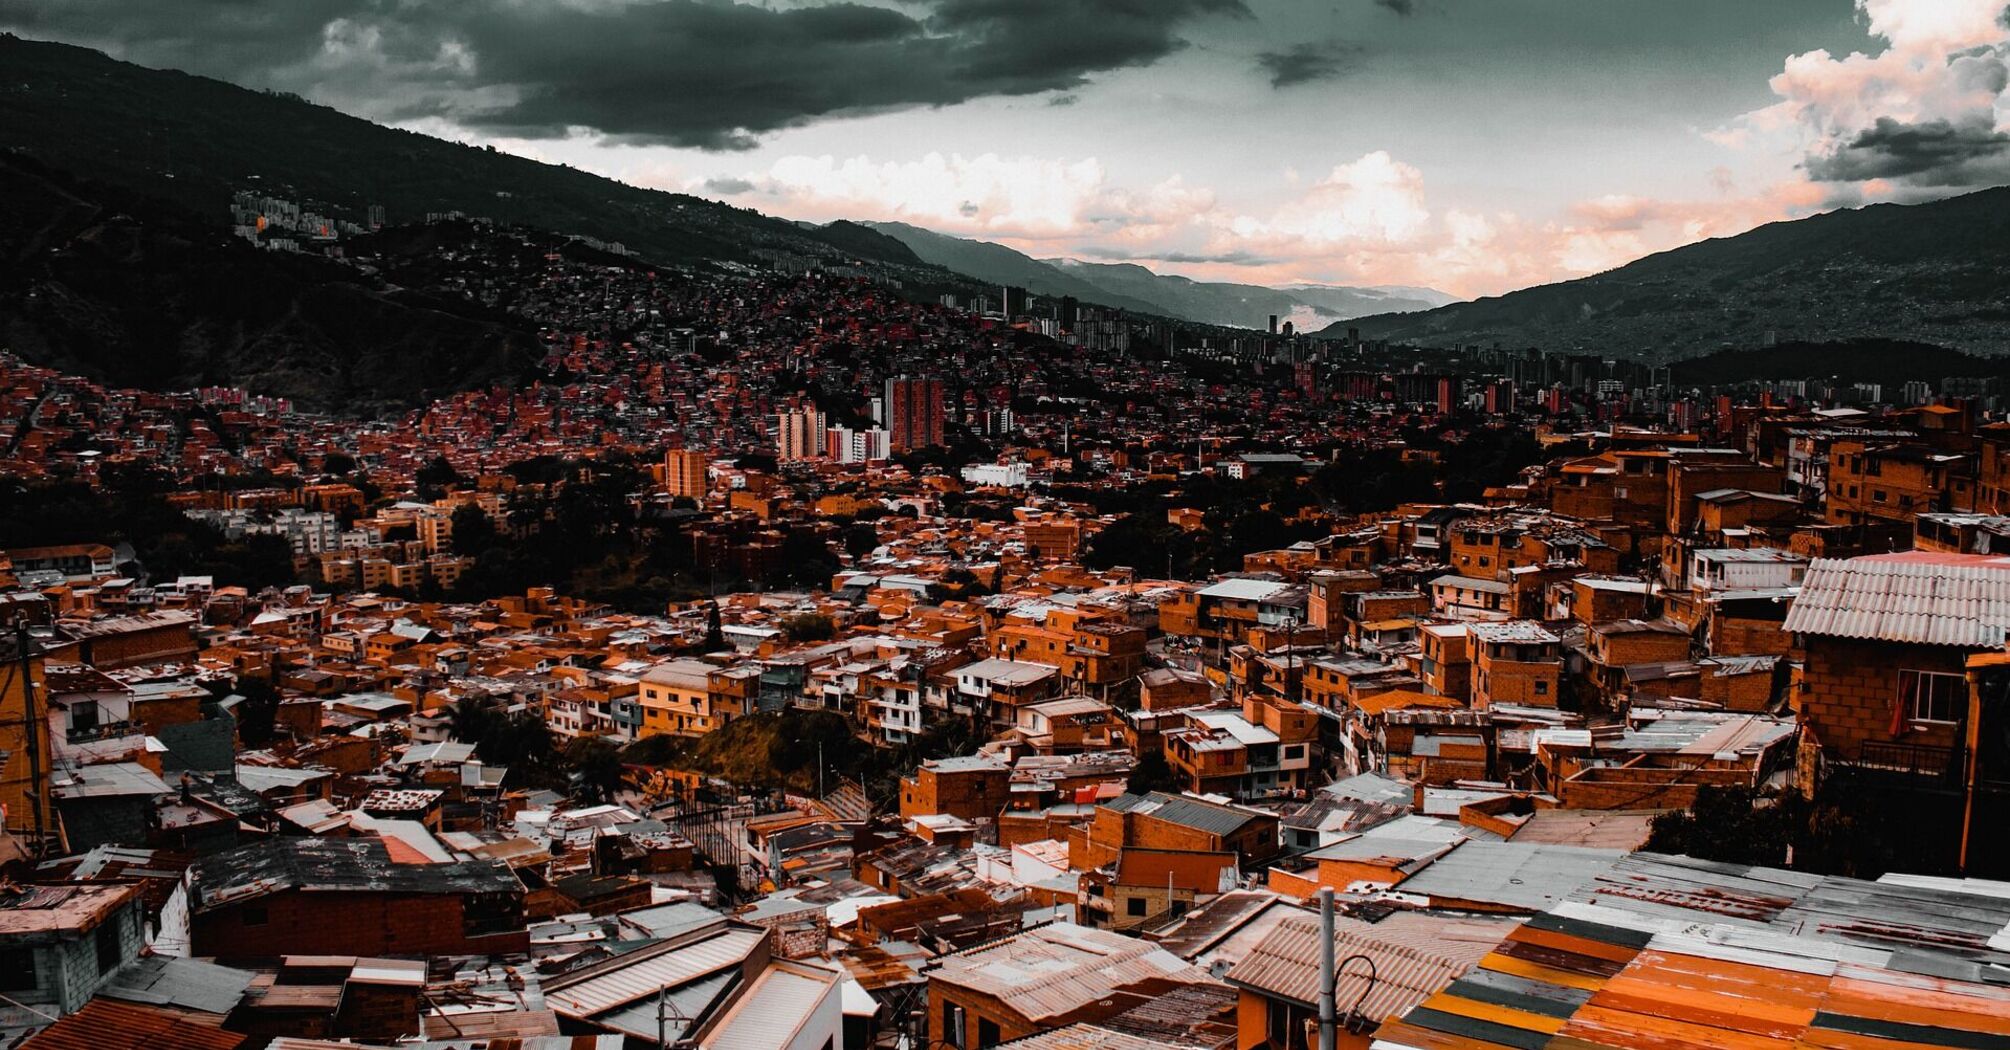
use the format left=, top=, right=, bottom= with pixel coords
left=1043, top=258, right=1452, bottom=330
left=0, top=35, right=935, bottom=279
left=0, top=153, right=537, bottom=413
left=861, top=222, right=1168, bottom=316
left=865, top=221, right=1454, bottom=329
left=1328, top=187, right=2010, bottom=356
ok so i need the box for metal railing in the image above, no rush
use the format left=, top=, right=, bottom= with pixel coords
left=1852, top=740, right=1964, bottom=783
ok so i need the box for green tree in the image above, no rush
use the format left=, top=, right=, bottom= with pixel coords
left=566, top=736, right=625, bottom=803
left=450, top=503, right=498, bottom=557
left=209, top=677, right=281, bottom=748
left=1126, top=751, right=1180, bottom=796
left=781, top=612, right=836, bottom=643
left=415, top=455, right=462, bottom=498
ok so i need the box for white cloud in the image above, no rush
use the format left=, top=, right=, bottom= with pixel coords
left=1719, top=0, right=2010, bottom=189
left=723, top=152, right=1116, bottom=239
left=1238, top=151, right=1432, bottom=244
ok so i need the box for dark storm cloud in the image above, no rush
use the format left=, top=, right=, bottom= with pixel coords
left=2, top=0, right=1249, bottom=150
left=1807, top=114, right=2010, bottom=187
left=1257, top=42, right=1364, bottom=88
left=1375, top=0, right=1418, bottom=16
left=702, top=176, right=757, bottom=195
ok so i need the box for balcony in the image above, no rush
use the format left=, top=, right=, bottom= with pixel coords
left=67, top=719, right=142, bottom=744
left=1848, top=740, right=1965, bottom=787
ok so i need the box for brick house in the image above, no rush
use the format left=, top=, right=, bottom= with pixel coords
left=898, top=755, right=1012, bottom=822
left=0, top=882, right=146, bottom=1021
left=1416, top=622, right=1471, bottom=701
left=1069, top=792, right=1279, bottom=872
left=1079, top=848, right=1236, bottom=930
left=1825, top=442, right=1974, bottom=526
left=184, top=836, right=528, bottom=959
left=1468, top=621, right=1562, bottom=708
left=1782, top=552, right=2010, bottom=773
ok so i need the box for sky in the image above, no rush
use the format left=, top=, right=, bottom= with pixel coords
left=5, top=0, right=2009, bottom=298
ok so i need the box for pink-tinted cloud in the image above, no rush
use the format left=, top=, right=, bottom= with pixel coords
left=701, top=146, right=1844, bottom=298
left=1723, top=0, right=2010, bottom=191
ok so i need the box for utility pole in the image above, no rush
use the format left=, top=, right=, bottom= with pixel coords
left=14, top=624, right=45, bottom=852
left=1285, top=611, right=1299, bottom=709
left=1318, top=887, right=1337, bottom=1050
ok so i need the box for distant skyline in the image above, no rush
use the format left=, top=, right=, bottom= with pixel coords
left=6, top=0, right=2008, bottom=298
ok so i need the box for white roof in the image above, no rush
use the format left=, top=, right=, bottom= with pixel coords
left=1430, top=574, right=1511, bottom=595
left=1198, top=578, right=1292, bottom=601
left=1783, top=554, right=2010, bottom=647
left=545, top=925, right=765, bottom=1016
left=1469, top=621, right=1559, bottom=644
left=704, top=961, right=839, bottom=1050
left=1190, top=710, right=1281, bottom=746
left=958, top=658, right=1057, bottom=685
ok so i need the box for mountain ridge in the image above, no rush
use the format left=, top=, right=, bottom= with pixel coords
left=0, top=34, right=942, bottom=281
left=1327, top=187, right=2010, bottom=357
left=0, top=153, right=539, bottom=413
left=865, top=220, right=1455, bottom=329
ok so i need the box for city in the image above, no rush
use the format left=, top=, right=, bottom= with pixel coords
left=2, top=3, right=2010, bottom=1050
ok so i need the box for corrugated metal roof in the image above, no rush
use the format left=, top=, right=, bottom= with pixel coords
left=543, top=924, right=764, bottom=1017
left=1366, top=851, right=2010, bottom=1050
left=931, top=921, right=1215, bottom=1022
left=20, top=999, right=247, bottom=1050
left=594, top=968, right=737, bottom=1042
left=703, top=961, right=839, bottom=1050
left=997, top=1025, right=1172, bottom=1050
left=1394, top=841, right=1625, bottom=912
left=1106, top=793, right=1265, bottom=837
left=1782, top=554, right=2010, bottom=647
left=102, top=956, right=255, bottom=1015
left=1225, top=912, right=1513, bottom=1022
left=1197, top=578, right=1293, bottom=601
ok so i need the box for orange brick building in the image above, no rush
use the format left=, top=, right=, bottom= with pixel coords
left=1782, top=553, right=2004, bottom=769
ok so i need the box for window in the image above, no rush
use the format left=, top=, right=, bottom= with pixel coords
left=95, top=919, right=122, bottom=974
left=0, top=948, right=35, bottom=992
left=1535, top=681, right=1549, bottom=695
left=978, top=1018, right=1001, bottom=1048
left=1900, top=669, right=1965, bottom=724
left=1268, top=1000, right=1310, bottom=1050
left=944, top=1003, right=967, bottom=1049
left=1127, top=897, right=1149, bottom=916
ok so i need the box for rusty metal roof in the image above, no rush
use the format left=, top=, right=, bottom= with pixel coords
left=19, top=999, right=247, bottom=1050
left=929, top=921, right=1216, bottom=1023
left=1369, top=853, right=2010, bottom=1050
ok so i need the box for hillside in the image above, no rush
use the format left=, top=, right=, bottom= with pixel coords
left=0, top=154, right=538, bottom=412
left=0, top=35, right=935, bottom=278
left=1329, top=187, right=2010, bottom=357
left=867, top=220, right=1452, bottom=328
left=1668, top=339, right=2009, bottom=388
left=863, top=222, right=1167, bottom=315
